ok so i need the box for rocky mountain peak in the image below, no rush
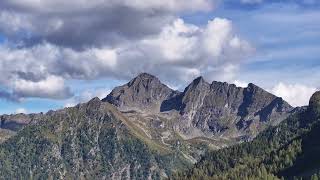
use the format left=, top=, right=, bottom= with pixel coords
left=210, top=81, right=237, bottom=91
left=184, top=76, right=210, bottom=93
left=309, top=91, right=320, bottom=118
left=310, top=91, right=320, bottom=106
left=128, top=73, right=159, bottom=86
left=103, top=74, right=294, bottom=139
left=86, top=97, right=102, bottom=108
left=88, top=97, right=101, bottom=103
left=103, top=73, right=177, bottom=113
left=247, top=83, right=262, bottom=92
left=192, top=76, right=205, bottom=84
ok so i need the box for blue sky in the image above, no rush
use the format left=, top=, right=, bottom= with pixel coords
left=0, top=0, right=319, bottom=114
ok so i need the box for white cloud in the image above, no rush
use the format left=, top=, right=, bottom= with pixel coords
left=233, top=80, right=248, bottom=88
left=120, top=0, right=213, bottom=11
left=0, top=43, right=119, bottom=100
left=15, top=108, right=27, bottom=114
left=123, top=18, right=252, bottom=83
left=269, top=82, right=318, bottom=107
left=64, top=88, right=111, bottom=107
left=3, top=0, right=213, bottom=12
left=203, top=18, right=233, bottom=57
left=0, top=0, right=254, bottom=102
left=0, top=11, right=33, bottom=34
left=0, top=17, right=252, bottom=101
left=0, top=0, right=214, bottom=48
left=141, top=18, right=199, bottom=61
left=12, top=75, right=71, bottom=99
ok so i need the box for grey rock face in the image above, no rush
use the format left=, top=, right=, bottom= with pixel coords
left=103, top=73, right=179, bottom=113
left=175, top=81, right=293, bottom=138
left=309, top=91, right=320, bottom=118
left=105, top=73, right=294, bottom=140
left=1, top=114, right=32, bottom=131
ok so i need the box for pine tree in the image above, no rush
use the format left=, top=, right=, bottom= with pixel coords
left=311, top=174, right=319, bottom=180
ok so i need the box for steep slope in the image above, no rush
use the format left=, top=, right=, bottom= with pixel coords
left=175, top=78, right=293, bottom=139
left=0, top=73, right=297, bottom=179
left=173, top=91, right=320, bottom=180
left=0, top=98, right=190, bottom=179
left=104, top=73, right=293, bottom=142
left=0, top=113, right=43, bottom=143
left=103, top=73, right=179, bottom=113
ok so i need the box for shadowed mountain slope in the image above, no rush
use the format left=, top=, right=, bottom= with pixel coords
left=173, top=91, right=320, bottom=180
left=0, top=98, right=192, bottom=179
left=104, top=73, right=293, bottom=140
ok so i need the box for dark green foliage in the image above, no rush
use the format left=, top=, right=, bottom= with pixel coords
left=0, top=104, right=162, bottom=179
left=173, top=95, right=320, bottom=180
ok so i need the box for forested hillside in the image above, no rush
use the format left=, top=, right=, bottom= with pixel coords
left=173, top=91, right=320, bottom=180
left=0, top=98, right=190, bottom=179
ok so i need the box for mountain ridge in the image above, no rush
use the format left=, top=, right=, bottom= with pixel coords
left=0, top=73, right=315, bottom=180
left=0, top=73, right=294, bottom=146
left=173, top=90, right=320, bottom=179
left=104, top=73, right=293, bottom=140
left=0, top=99, right=192, bottom=179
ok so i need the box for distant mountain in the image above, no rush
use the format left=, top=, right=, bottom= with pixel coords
left=173, top=91, right=320, bottom=180
left=104, top=73, right=293, bottom=140
left=0, top=113, right=44, bottom=143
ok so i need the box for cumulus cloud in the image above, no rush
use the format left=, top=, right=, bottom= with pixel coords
left=115, top=18, right=252, bottom=83
left=0, top=0, right=254, bottom=101
left=12, top=75, right=72, bottom=99
left=0, top=0, right=213, bottom=48
left=269, top=82, right=318, bottom=107
left=0, top=17, right=252, bottom=101
left=15, top=108, right=27, bottom=114
left=64, top=88, right=111, bottom=107
left=233, top=80, right=248, bottom=88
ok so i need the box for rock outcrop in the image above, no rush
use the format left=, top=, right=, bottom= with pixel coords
left=105, top=73, right=294, bottom=140
left=103, top=73, right=179, bottom=113
left=309, top=91, right=320, bottom=118
left=0, top=113, right=44, bottom=142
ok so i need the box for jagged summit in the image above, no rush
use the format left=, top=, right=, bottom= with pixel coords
left=102, top=73, right=178, bottom=112
left=135, top=72, right=157, bottom=79
left=310, top=91, right=320, bottom=107
left=104, top=74, right=293, bottom=139
left=247, top=82, right=264, bottom=91
left=309, top=91, right=320, bottom=118
left=88, top=97, right=101, bottom=103
left=128, top=73, right=159, bottom=86
left=183, top=76, right=210, bottom=95
left=192, top=76, right=206, bottom=84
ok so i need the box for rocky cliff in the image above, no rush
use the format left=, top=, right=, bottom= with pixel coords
left=105, top=73, right=293, bottom=140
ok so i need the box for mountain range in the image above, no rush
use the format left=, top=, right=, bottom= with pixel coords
left=0, top=73, right=318, bottom=179
left=104, top=73, right=293, bottom=140
left=173, top=91, right=320, bottom=179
